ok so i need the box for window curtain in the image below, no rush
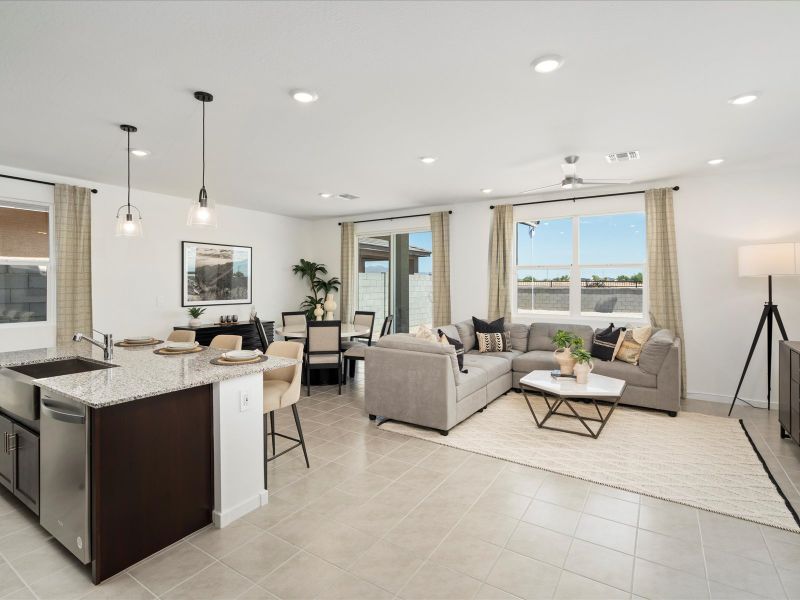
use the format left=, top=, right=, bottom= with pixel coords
left=488, top=204, right=513, bottom=322
left=339, top=222, right=355, bottom=322
left=430, top=211, right=452, bottom=326
left=54, top=184, right=93, bottom=345
left=645, top=187, right=686, bottom=396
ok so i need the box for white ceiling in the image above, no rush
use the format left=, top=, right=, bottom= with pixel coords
left=0, top=1, right=798, bottom=218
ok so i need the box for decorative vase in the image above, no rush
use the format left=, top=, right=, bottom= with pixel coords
left=189, top=318, right=202, bottom=327
left=324, top=293, right=337, bottom=321
left=313, top=303, right=324, bottom=321
left=554, top=348, right=576, bottom=376
left=574, top=360, right=594, bottom=384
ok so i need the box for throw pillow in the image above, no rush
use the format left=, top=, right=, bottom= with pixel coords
left=616, top=325, right=653, bottom=365
left=592, top=323, right=626, bottom=362
left=476, top=332, right=507, bottom=353
left=413, top=324, right=439, bottom=344
left=472, top=317, right=510, bottom=351
left=438, top=329, right=466, bottom=372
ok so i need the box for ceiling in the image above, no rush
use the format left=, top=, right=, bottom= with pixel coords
left=0, top=1, right=798, bottom=219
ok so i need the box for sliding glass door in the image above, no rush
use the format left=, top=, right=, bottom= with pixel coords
left=356, top=230, right=432, bottom=334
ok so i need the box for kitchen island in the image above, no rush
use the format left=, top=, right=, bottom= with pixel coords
left=0, top=342, right=295, bottom=584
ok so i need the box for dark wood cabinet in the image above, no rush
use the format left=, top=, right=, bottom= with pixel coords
left=0, top=414, right=12, bottom=491
left=779, top=341, right=800, bottom=444
left=173, top=321, right=274, bottom=351
left=0, top=413, right=40, bottom=513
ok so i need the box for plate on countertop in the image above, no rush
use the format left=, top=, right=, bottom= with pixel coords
left=164, top=341, right=199, bottom=350
left=221, top=350, right=260, bottom=362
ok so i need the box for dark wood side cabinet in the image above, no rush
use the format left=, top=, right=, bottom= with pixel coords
left=173, top=320, right=274, bottom=351
left=779, top=341, right=800, bottom=444
left=0, top=412, right=39, bottom=514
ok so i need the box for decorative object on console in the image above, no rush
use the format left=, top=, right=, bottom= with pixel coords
left=552, top=329, right=582, bottom=375
left=313, top=303, right=324, bottom=321
left=730, top=242, right=797, bottom=415
left=182, top=241, right=252, bottom=306
left=571, top=348, right=594, bottom=384
left=115, top=124, right=143, bottom=237
left=187, top=307, right=206, bottom=327
left=617, top=325, right=653, bottom=365
left=592, top=323, right=626, bottom=361
left=187, top=91, right=218, bottom=228
left=324, top=293, right=337, bottom=321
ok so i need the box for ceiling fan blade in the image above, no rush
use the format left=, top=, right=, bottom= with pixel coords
left=518, top=182, right=562, bottom=195
left=560, top=162, right=577, bottom=177
left=579, top=179, right=634, bottom=185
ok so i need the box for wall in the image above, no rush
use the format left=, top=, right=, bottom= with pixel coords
left=0, top=165, right=311, bottom=352
left=311, top=166, right=800, bottom=407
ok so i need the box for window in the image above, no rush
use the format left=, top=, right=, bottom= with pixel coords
left=356, top=229, right=433, bottom=334
left=515, top=212, right=645, bottom=318
left=0, top=202, right=51, bottom=324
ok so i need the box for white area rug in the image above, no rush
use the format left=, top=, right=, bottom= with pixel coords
left=381, top=392, right=800, bottom=532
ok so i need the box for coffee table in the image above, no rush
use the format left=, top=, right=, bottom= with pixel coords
left=519, top=370, right=627, bottom=439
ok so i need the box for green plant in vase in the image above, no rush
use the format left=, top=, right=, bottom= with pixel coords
left=552, top=329, right=581, bottom=376
left=187, top=307, right=206, bottom=327
left=571, top=347, right=594, bottom=384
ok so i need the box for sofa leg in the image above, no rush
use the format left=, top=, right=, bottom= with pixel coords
left=667, top=411, right=677, bottom=417
left=438, top=429, right=449, bottom=436
left=368, top=414, right=376, bottom=421
left=477, top=408, right=485, bottom=413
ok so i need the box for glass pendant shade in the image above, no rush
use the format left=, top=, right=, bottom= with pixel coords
left=187, top=186, right=218, bottom=227
left=115, top=206, right=143, bottom=237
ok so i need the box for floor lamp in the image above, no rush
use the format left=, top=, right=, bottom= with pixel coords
left=729, top=242, right=797, bottom=415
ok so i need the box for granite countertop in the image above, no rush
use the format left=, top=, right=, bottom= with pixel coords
left=0, top=343, right=297, bottom=408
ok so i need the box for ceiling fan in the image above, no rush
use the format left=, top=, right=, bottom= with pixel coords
left=520, top=155, right=633, bottom=195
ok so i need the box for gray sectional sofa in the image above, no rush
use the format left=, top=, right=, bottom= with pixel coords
left=364, top=319, right=681, bottom=435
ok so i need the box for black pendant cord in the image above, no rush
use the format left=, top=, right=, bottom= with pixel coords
left=126, top=128, right=131, bottom=214
left=201, top=98, right=205, bottom=192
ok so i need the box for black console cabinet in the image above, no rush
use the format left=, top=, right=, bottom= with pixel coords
left=173, top=321, right=274, bottom=351
left=779, top=341, right=800, bottom=444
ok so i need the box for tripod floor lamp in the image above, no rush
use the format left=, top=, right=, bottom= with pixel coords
left=729, top=242, right=798, bottom=416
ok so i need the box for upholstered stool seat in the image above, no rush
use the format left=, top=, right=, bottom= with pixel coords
left=263, top=380, right=291, bottom=412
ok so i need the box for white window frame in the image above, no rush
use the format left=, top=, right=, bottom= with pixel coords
left=512, top=206, right=648, bottom=325
left=0, top=197, right=55, bottom=329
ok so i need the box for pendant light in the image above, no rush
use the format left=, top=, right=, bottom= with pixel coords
left=115, top=124, right=144, bottom=237
left=187, top=91, right=218, bottom=227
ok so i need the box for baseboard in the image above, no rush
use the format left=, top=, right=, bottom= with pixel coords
left=212, top=489, right=268, bottom=528
left=686, top=390, right=771, bottom=409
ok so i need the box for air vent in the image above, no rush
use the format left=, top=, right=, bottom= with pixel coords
left=337, top=193, right=360, bottom=200
left=605, top=151, right=640, bottom=163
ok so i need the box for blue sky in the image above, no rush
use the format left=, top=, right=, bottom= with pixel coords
left=410, top=231, right=432, bottom=274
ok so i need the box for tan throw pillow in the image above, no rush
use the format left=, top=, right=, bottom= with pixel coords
left=476, top=332, right=507, bottom=353
left=616, top=325, right=653, bottom=365
left=413, top=324, right=439, bottom=344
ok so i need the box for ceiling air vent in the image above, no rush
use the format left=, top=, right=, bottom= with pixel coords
left=337, top=193, right=360, bottom=200
left=605, top=151, right=640, bottom=163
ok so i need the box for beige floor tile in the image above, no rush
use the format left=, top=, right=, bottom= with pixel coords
left=366, top=456, right=415, bottom=479
left=634, top=528, right=707, bottom=577
left=221, top=532, right=299, bottom=581
left=128, top=542, right=214, bottom=596
left=554, top=570, right=628, bottom=599
left=8, top=538, right=79, bottom=584
left=1, top=587, right=35, bottom=600
left=317, top=569, right=393, bottom=600
left=417, top=446, right=470, bottom=474
left=589, top=483, right=641, bottom=504
left=486, top=549, right=562, bottom=600
left=430, top=531, right=503, bottom=580
left=338, top=500, right=409, bottom=537
left=81, top=573, right=155, bottom=599
left=632, top=558, right=710, bottom=600
left=761, top=525, right=800, bottom=547
left=638, top=503, right=701, bottom=543
left=699, top=511, right=772, bottom=564
left=303, top=521, right=377, bottom=569
left=260, top=551, right=343, bottom=599
left=704, top=547, right=785, bottom=599
left=348, top=539, right=423, bottom=594
left=0, top=525, right=52, bottom=562
left=395, top=465, right=448, bottom=494
left=399, top=561, right=482, bottom=600
left=242, top=495, right=300, bottom=530
left=387, top=440, right=438, bottom=465
left=335, top=471, right=393, bottom=498
left=0, top=562, right=24, bottom=596
left=563, top=539, right=634, bottom=592
left=521, top=499, right=581, bottom=536
left=333, top=449, right=385, bottom=471
left=161, top=562, right=252, bottom=599
left=583, top=492, right=639, bottom=527
left=189, top=520, right=262, bottom=559
left=303, top=487, right=365, bottom=517
left=707, top=580, right=763, bottom=599
left=505, top=521, right=572, bottom=568
left=451, top=507, right=519, bottom=546
left=491, top=469, right=546, bottom=498
left=535, top=475, right=590, bottom=511
left=0, top=511, right=37, bottom=541
left=269, top=508, right=331, bottom=547
left=28, top=560, right=95, bottom=600
left=383, top=514, right=454, bottom=557
left=777, top=567, right=800, bottom=599
left=474, top=583, right=520, bottom=600
left=475, top=488, right=532, bottom=520
left=575, top=513, right=637, bottom=554
left=236, top=584, right=279, bottom=599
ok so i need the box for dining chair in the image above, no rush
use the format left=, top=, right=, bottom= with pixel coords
left=254, top=316, right=271, bottom=352
left=282, top=311, right=307, bottom=343
left=262, top=341, right=306, bottom=489
left=209, top=334, right=242, bottom=351
left=166, top=330, right=196, bottom=343
left=305, top=320, right=342, bottom=396
left=343, top=314, right=393, bottom=383
left=341, top=311, right=375, bottom=352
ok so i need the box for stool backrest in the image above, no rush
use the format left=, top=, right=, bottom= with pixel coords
left=167, top=330, right=196, bottom=343
left=210, top=334, right=242, bottom=351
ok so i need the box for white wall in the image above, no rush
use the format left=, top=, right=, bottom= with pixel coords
left=311, top=167, right=800, bottom=407
left=0, top=165, right=311, bottom=352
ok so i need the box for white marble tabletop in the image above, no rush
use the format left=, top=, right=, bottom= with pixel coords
left=519, top=370, right=626, bottom=399
left=0, top=344, right=297, bottom=408
left=275, top=323, right=371, bottom=339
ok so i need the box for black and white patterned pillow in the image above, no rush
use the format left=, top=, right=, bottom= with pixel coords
left=472, top=317, right=510, bottom=352
left=476, top=332, right=508, bottom=353
left=592, top=323, right=626, bottom=361
left=438, top=329, right=466, bottom=372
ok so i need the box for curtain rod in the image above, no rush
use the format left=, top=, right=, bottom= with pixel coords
left=338, top=210, right=452, bottom=226
left=489, top=186, right=679, bottom=209
left=0, top=173, right=98, bottom=194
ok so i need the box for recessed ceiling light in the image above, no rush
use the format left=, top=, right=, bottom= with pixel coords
left=291, top=90, right=319, bottom=103
left=130, top=149, right=150, bottom=157
left=481, top=188, right=493, bottom=194
left=531, top=55, right=564, bottom=74
left=318, top=192, right=333, bottom=198
left=728, top=93, right=758, bottom=105
left=707, top=158, right=725, bottom=165
left=419, top=156, right=437, bottom=164
left=338, top=193, right=360, bottom=200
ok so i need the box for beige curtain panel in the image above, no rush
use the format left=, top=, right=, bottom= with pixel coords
left=54, top=184, right=93, bottom=345
left=645, top=187, right=686, bottom=396
left=339, top=222, right=355, bottom=322
left=488, top=204, right=513, bottom=322
left=430, top=211, right=452, bottom=326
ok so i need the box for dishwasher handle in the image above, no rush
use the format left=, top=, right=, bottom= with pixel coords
left=41, top=400, right=85, bottom=424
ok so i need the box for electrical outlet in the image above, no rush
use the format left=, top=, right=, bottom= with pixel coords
left=239, top=391, right=250, bottom=412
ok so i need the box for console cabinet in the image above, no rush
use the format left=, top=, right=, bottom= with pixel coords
left=173, top=321, right=274, bottom=352
left=779, top=341, right=800, bottom=444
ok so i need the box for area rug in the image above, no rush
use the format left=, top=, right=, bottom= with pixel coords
left=380, top=392, right=800, bottom=532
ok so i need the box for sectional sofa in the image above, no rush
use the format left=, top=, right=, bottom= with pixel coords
left=364, top=319, right=681, bottom=435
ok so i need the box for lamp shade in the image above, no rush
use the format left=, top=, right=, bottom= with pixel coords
left=738, top=243, right=799, bottom=277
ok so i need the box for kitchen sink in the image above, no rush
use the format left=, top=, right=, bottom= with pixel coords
left=0, top=358, right=116, bottom=423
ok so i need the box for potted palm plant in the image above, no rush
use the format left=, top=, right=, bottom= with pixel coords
left=571, top=347, right=594, bottom=384
left=552, top=329, right=582, bottom=376
left=187, top=307, right=206, bottom=327
left=292, top=259, right=342, bottom=320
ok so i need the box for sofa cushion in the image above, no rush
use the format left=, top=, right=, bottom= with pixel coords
left=591, top=359, right=657, bottom=388
left=638, top=329, right=675, bottom=375
left=512, top=350, right=558, bottom=374
left=454, top=320, right=476, bottom=352
left=456, top=366, right=488, bottom=401
left=467, top=349, right=521, bottom=364
left=438, top=324, right=461, bottom=344
left=376, top=333, right=461, bottom=384
left=528, top=322, right=594, bottom=353
left=505, top=322, right=530, bottom=352
left=463, top=354, right=511, bottom=381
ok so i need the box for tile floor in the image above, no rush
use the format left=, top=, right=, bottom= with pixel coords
left=2, top=373, right=800, bottom=599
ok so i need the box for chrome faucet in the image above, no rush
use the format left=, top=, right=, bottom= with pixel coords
left=72, top=329, right=114, bottom=361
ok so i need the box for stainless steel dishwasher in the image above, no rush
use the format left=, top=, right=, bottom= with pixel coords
left=40, top=393, right=91, bottom=564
